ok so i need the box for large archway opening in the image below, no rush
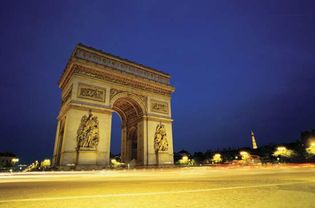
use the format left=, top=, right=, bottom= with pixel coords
left=112, top=96, right=143, bottom=163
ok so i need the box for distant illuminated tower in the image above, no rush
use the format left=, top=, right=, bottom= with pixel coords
left=251, top=130, right=258, bottom=149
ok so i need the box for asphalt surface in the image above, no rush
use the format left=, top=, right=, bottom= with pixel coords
left=0, top=166, right=314, bottom=208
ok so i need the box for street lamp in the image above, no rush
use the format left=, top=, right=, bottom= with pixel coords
left=182, top=155, right=189, bottom=162
left=11, top=158, right=19, bottom=164
left=40, top=159, right=51, bottom=168
left=273, top=146, right=294, bottom=158
left=179, top=155, right=190, bottom=165
left=277, top=146, right=286, bottom=151
left=211, top=153, right=222, bottom=163
left=306, top=142, right=315, bottom=155
left=240, top=151, right=250, bottom=161
left=111, top=159, right=119, bottom=167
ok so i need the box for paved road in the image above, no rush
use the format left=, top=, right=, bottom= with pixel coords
left=0, top=166, right=314, bottom=208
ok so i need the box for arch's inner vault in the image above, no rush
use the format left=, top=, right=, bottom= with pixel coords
left=113, top=97, right=143, bottom=126
left=52, top=44, right=175, bottom=169
left=113, top=97, right=143, bottom=163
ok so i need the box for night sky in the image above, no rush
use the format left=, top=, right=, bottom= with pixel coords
left=0, top=1, right=314, bottom=163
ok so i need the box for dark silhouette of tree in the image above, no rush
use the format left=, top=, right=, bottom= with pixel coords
left=192, top=152, right=206, bottom=164
left=174, top=150, right=191, bottom=163
left=300, top=129, right=315, bottom=144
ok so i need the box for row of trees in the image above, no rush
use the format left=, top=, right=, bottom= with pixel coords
left=174, top=130, right=315, bottom=165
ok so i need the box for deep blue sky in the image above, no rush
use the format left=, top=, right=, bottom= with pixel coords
left=0, top=1, right=314, bottom=163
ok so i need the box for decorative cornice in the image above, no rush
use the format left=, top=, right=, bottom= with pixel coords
left=70, top=100, right=111, bottom=109
left=61, top=64, right=174, bottom=96
left=58, top=101, right=112, bottom=119
left=143, top=115, right=173, bottom=123
left=59, top=44, right=173, bottom=87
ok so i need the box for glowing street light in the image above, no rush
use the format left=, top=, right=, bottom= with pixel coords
left=182, top=155, right=188, bottom=161
left=111, top=159, right=119, bottom=167
left=306, top=142, right=315, bottom=155
left=40, top=159, right=51, bottom=168
left=240, top=151, right=250, bottom=161
left=273, top=146, right=295, bottom=158
left=211, top=153, right=222, bottom=163
left=277, top=146, right=286, bottom=151
left=11, top=158, right=19, bottom=164
left=111, top=158, right=125, bottom=168
left=179, top=155, right=190, bottom=165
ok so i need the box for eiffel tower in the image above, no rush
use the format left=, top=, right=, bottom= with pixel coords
left=251, top=130, right=258, bottom=149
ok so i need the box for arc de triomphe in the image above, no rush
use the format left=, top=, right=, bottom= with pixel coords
left=52, top=44, right=175, bottom=169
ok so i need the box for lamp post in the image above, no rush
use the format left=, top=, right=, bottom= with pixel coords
left=179, top=155, right=190, bottom=165
left=11, top=158, right=19, bottom=165
left=211, top=153, right=222, bottom=164
left=306, top=142, right=315, bottom=155
left=240, top=151, right=250, bottom=161
left=273, top=146, right=295, bottom=163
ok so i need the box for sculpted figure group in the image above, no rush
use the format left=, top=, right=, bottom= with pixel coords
left=77, top=111, right=100, bottom=149
left=154, top=123, right=169, bottom=152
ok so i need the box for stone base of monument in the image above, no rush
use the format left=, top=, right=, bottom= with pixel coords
left=77, top=149, right=97, bottom=168
left=156, top=151, right=173, bottom=166
left=75, top=165, right=104, bottom=170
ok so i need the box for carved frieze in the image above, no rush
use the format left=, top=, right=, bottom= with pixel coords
left=151, top=99, right=169, bottom=114
left=77, top=111, right=100, bottom=150
left=77, top=83, right=106, bottom=102
left=72, top=65, right=172, bottom=96
left=75, top=48, right=170, bottom=85
left=154, top=123, right=169, bottom=152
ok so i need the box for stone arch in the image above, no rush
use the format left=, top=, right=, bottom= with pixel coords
left=110, top=94, right=145, bottom=163
left=53, top=43, right=175, bottom=169
left=110, top=91, right=147, bottom=116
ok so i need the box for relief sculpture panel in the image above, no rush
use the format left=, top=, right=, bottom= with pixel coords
left=151, top=99, right=169, bottom=114
left=77, top=111, right=100, bottom=150
left=77, top=83, right=106, bottom=102
left=154, top=123, right=169, bottom=152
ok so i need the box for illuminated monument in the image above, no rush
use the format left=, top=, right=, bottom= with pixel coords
left=52, top=44, right=175, bottom=169
left=251, top=130, right=258, bottom=149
